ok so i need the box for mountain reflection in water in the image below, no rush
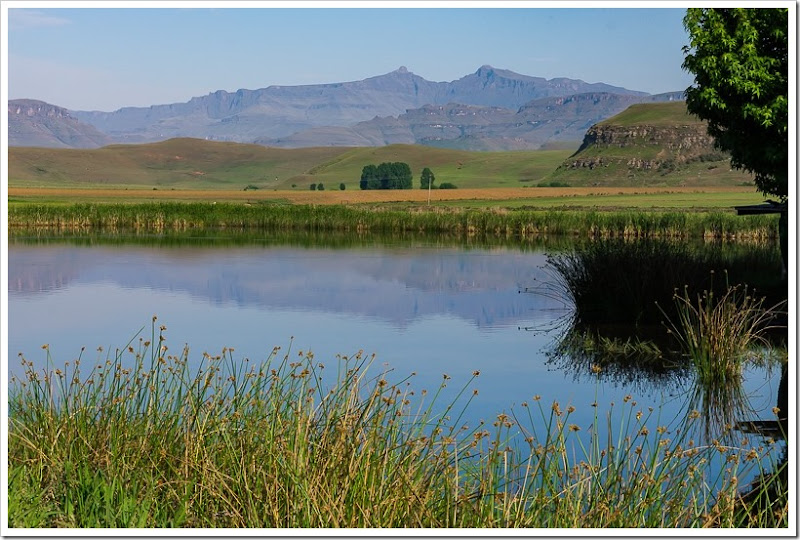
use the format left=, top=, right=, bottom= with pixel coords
left=9, top=243, right=564, bottom=330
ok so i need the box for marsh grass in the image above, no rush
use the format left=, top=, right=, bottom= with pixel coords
left=662, top=279, right=787, bottom=443
left=8, top=202, right=779, bottom=241
left=7, top=319, right=787, bottom=528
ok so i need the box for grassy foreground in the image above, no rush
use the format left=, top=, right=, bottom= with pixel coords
left=8, top=320, right=787, bottom=528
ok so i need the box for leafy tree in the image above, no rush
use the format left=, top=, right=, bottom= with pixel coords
left=339, top=183, right=346, bottom=191
left=318, top=183, right=325, bottom=191
left=682, top=8, right=788, bottom=199
left=309, top=183, right=317, bottom=191
left=420, top=167, right=436, bottom=189
left=360, top=165, right=380, bottom=190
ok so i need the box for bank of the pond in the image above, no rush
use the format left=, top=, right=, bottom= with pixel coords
left=8, top=202, right=779, bottom=240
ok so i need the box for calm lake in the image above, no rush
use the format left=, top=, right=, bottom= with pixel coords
left=7, top=231, right=785, bottom=484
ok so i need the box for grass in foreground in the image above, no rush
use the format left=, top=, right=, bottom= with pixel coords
left=8, top=319, right=787, bottom=528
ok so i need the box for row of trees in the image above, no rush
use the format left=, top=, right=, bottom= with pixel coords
left=309, top=183, right=346, bottom=191
left=359, top=163, right=444, bottom=190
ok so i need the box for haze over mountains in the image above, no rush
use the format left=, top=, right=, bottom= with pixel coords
left=9, top=65, right=684, bottom=151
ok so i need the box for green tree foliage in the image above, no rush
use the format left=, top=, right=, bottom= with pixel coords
left=682, top=8, right=788, bottom=199
left=420, top=167, right=436, bottom=189
left=360, top=165, right=379, bottom=190
left=339, top=183, right=346, bottom=191
left=318, top=183, right=325, bottom=191
left=309, top=183, right=317, bottom=191
left=359, top=162, right=413, bottom=190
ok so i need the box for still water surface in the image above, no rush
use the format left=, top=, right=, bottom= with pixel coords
left=8, top=233, right=783, bottom=469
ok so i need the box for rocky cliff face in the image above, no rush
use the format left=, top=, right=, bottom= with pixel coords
left=577, top=123, right=716, bottom=153
left=565, top=122, right=724, bottom=171
left=547, top=102, right=748, bottom=185
left=8, top=99, right=112, bottom=148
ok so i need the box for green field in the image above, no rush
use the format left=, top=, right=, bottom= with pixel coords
left=401, top=190, right=768, bottom=211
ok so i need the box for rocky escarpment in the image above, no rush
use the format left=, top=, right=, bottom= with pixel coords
left=569, top=123, right=720, bottom=166
left=546, top=102, right=753, bottom=186
left=8, top=99, right=112, bottom=148
left=558, top=102, right=730, bottom=174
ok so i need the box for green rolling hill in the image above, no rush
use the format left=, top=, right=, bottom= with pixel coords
left=8, top=138, right=573, bottom=190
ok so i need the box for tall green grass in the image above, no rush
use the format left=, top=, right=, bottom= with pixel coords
left=8, top=202, right=779, bottom=240
left=8, top=319, right=786, bottom=528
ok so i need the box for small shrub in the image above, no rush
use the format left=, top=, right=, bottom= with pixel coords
left=438, top=182, right=457, bottom=189
left=309, top=184, right=317, bottom=191
left=339, top=183, right=346, bottom=191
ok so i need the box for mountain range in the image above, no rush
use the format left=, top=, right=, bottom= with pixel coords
left=9, top=65, right=685, bottom=151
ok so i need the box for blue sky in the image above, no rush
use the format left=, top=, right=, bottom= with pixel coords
left=5, top=3, right=698, bottom=112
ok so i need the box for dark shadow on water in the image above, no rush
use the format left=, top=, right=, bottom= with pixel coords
left=538, top=237, right=785, bottom=328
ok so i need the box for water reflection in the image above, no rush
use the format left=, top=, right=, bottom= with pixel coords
left=9, top=242, right=563, bottom=331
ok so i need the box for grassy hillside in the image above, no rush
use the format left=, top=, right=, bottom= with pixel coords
left=545, top=102, right=755, bottom=187
left=287, top=145, right=573, bottom=190
left=7, top=139, right=349, bottom=189
left=596, top=101, right=705, bottom=127
left=8, top=138, right=573, bottom=191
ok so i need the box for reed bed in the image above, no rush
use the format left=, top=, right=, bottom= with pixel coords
left=7, top=319, right=787, bottom=528
left=543, top=239, right=785, bottom=327
left=8, top=202, right=779, bottom=241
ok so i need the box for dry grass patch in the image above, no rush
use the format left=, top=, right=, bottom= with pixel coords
left=9, top=186, right=760, bottom=206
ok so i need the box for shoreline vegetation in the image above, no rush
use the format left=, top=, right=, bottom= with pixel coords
left=8, top=202, right=778, bottom=241
left=7, top=320, right=787, bottom=528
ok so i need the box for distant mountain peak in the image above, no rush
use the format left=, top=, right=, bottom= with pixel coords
left=10, top=67, right=663, bottom=149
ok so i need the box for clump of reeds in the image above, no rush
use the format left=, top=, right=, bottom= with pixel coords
left=7, top=318, right=786, bottom=528
left=666, top=277, right=785, bottom=382
left=663, top=276, right=786, bottom=442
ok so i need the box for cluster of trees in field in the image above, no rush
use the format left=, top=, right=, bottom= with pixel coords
left=359, top=163, right=455, bottom=190
left=359, top=162, right=413, bottom=190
